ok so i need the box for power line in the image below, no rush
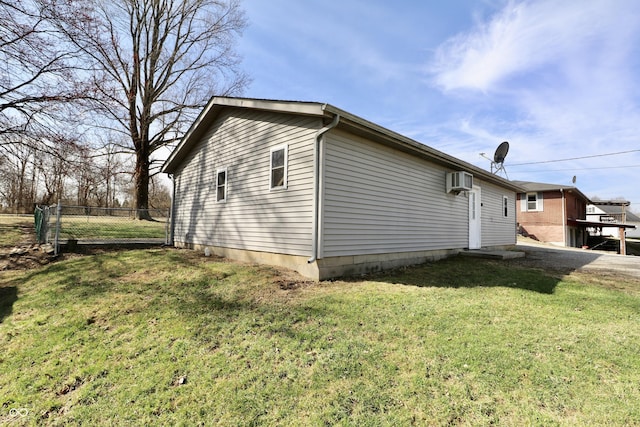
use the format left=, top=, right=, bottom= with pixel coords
left=508, top=149, right=640, bottom=166
left=509, top=164, right=640, bottom=173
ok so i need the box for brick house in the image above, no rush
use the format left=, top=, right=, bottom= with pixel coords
left=514, top=181, right=590, bottom=247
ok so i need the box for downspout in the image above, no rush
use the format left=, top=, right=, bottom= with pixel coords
left=560, top=188, right=567, bottom=246
left=168, top=173, right=176, bottom=246
left=308, top=113, right=340, bottom=263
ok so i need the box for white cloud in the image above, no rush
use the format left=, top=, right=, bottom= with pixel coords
left=430, top=0, right=640, bottom=93
left=427, top=0, right=640, bottom=180
left=241, top=0, right=640, bottom=204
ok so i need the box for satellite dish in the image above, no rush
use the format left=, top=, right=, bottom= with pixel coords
left=480, top=141, right=510, bottom=178
left=479, top=141, right=510, bottom=178
left=572, top=175, right=576, bottom=184
left=494, top=141, right=510, bottom=164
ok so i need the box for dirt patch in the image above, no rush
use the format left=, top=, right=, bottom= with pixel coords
left=0, top=216, right=54, bottom=270
left=0, top=245, right=59, bottom=271
left=275, top=277, right=316, bottom=290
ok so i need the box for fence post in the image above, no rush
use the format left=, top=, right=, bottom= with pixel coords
left=44, top=206, right=51, bottom=243
left=54, top=201, right=62, bottom=256
left=165, top=211, right=169, bottom=245
left=34, top=206, right=43, bottom=243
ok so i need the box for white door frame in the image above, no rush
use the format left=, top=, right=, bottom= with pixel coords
left=469, top=186, right=481, bottom=249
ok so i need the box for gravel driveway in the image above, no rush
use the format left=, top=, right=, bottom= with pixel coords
left=515, top=240, right=640, bottom=280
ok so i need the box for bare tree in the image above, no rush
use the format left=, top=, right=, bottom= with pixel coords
left=37, top=141, right=76, bottom=205
left=72, top=145, right=98, bottom=207
left=0, top=0, right=92, bottom=212
left=47, top=0, right=248, bottom=219
left=99, top=141, right=127, bottom=208
left=0, top=0, right=86, bottom=151
left=148, top=175, right=171, bottom=209
left=0, top=141, right=38, bottom=212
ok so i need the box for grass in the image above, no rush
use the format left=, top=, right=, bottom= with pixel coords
left=0, top=215, right=34, bottom=247
left=0, top=214, right=167, bottom=247
left=59, top=216, right=167, bottom=240
left=1, top=249, right=639, bottom=426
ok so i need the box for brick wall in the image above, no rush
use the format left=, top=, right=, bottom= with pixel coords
left=517, top=189, right=589, bottom=246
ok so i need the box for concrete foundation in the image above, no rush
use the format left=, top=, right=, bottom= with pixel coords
left=174, top=242, right=517, bottom=280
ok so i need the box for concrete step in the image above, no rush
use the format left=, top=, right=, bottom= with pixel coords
left=459, top=249, right=525, bottom=260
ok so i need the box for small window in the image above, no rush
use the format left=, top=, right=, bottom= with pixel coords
left=522, top=192, right=544, bottom=212
left=503, top=196, right=509, bottom=217
left=527, top=193, right=538, bottom=211
left=270, top=145, right=287, bottom=190
left=216, top=168, right=227, bottom=202
left=470, top=192, right=476, bottom=220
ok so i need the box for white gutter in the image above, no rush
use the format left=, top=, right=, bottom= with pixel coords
left=168, top=174, right=176, bottom=246
left=308, top=113, right=340, bottom=264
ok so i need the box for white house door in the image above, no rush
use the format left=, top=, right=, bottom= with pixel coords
left=469, top=186, right=481, bottom=249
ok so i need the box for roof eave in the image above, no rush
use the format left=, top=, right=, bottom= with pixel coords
left=323, top=104, right=524, bottom=192
left=513, top=181, right=591, bottom=203
left=163, top=97, right=525, bottom=193
left=212, top=97, right=327, bottom=116
left=162, top=97, right=330, bottom=174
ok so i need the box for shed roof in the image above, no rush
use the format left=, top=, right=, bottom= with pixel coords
left=591, top=199, right=630, bottom=206
left=512, top=180, right=591, bottom=203
left=571, top=219, right=637, bottom=229
left=162, top=96, right=523, bottom=192
left=592, top=204, right=640, bottom=222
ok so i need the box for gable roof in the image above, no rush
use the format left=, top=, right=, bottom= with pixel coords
left=162, top=96, right=523, bottom=192
left=512, top=180, right=591, bottom=203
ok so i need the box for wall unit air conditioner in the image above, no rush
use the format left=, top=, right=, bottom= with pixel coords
left=446, top=171, right=473, bottom=194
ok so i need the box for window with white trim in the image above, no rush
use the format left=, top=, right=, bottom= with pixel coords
left=527, top=193, right=538, bottom=211
left=270, top=145, right=287, bottom=190
left=503, top=195, right=509, bottom=217
left=522, top=192, right=543, bottom=212
left=216, top=168, right=227, bottom=202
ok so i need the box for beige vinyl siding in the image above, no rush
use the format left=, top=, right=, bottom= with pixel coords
left=173, top=109, right=319, bottom=255
left=321, top=129, right=469, bottom=257
left=480, top=180, right=517, bottom=246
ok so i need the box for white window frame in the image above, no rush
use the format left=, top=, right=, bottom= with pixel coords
left=503, top=195, right=509, bottom=217
left=216, top=167, right=227, bottom=202
left=523, top=192, right=543, bottom=212
left=269, top=144, right=288, bottom=190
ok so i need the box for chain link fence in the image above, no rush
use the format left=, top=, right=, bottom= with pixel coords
left=35, top=203, right=170, bottom=254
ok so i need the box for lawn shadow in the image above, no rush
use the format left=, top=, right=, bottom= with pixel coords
left=358, top=255, right=560, bottom=294
left=0, top=286, right=18, bottom=323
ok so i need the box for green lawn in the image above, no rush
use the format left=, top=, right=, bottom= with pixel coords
left=0, top=215, right=34, bottom=247
left=1, top=249, right=639, bottom=425
left=58, top=216, right=167, bottom=240
left=0, top=214, right=167, bottom=246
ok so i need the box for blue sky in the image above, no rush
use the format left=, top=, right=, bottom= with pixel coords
left=236, top=0, right=640, bottom=211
